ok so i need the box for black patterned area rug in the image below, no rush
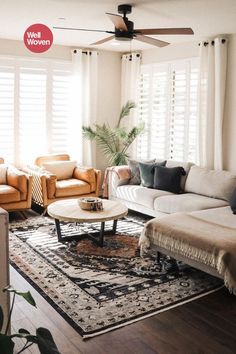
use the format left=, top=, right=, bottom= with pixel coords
left=9, top=214, right=223, bottom=339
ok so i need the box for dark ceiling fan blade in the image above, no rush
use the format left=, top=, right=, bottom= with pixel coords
left=135, top=35, right=170, bottom=47
left=106, top=13, right=128, bottom=31
left=53, top=26, right=113, bottom=33
left=91, top=35, right=115, bottom=45
left=135, top=28, right=194, bottom=35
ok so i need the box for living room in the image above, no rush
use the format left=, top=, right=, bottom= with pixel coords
left=0, top=0, right=236, bottom=353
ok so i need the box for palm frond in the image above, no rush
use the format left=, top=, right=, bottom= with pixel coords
left=82, top=126, right=96, bottom=140
left=117, top=100, right=136, bottom=127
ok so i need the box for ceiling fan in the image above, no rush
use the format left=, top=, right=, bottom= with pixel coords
left=53, top=4, right=194, bottom=48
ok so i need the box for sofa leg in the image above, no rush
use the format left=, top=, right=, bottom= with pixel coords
left=156, top=251, right=161, bottom=263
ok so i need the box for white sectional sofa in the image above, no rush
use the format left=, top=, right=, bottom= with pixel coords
left=107, top=161, right=236, bottom=292
left=108, top=161, right=236, bottom=217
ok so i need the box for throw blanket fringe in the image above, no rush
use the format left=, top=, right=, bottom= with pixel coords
left=140, top=226, right=236, bottom=295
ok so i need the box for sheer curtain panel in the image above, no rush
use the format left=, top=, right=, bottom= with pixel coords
left=121, top=52, right=141, bottom=157
left=197, top=37, right=228, bottom=170
left=71, top=49, right=98, bottom=166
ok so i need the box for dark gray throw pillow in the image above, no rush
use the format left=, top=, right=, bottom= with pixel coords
left=153, top=166, right=186, bottom=194
left=229, top=188, right=236, bottom=214
left=139, top=160, right=167, bottom=188
left=128, top=159, right=155, bottom=185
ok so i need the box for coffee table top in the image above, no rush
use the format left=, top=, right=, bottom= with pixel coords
left=47, top=199, right=128, bottom=223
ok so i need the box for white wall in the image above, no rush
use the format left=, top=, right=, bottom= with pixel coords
left=0, top=38, right=121, bottom=170
left=223, top=34, right=236, bottom=172
left=0, top=38, right=71, bottom=60
left=141, top=41, right=199, bottom=64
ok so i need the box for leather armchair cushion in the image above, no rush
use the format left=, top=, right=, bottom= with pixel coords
left=73, top=167, right=96, bottom=192
left=0, top=164, right=7, bottom=184
left=42, top=160, right=77, bottom=180
left=55, top=179, right=91, bottom=197
left=7, top=167, right=27, bottom=194
left=0, top=185, right=21, bottom=203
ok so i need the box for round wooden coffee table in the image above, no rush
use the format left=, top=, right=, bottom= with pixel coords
left=47, top=199, right=128, bottom=247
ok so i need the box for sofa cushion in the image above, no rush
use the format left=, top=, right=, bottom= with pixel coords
left=0, top=164, right=7, bottom=184
left=139, top=161, right=166, bottom=188
left=185, top=166, right=236, bottom=201
left=0, top=185, right=21, bottom=203
left=116, top=185, right=172, bottom=209
left=55, top=179, right=91, bottom=197
left=42, top=161, right=77, bottom=180
left=166, top=160, right=194, bottom=190
left=128, top=159, right=155, bottom=185
left=229, top=188, right=236, bottom=214
left=154, top=193, right=228, bottom=214
left=153, top=166, right=186, bottom=193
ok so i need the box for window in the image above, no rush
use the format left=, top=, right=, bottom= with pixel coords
left=0, top=57, right=72, bottom=165
left=137, top=58, right=199, bottom=162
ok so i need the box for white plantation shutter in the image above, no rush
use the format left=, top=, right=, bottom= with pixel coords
left=0, top=57, right=73, bottom=165
left=19, top=68, right=47, bottom=165
left=137, top=58, right=199, bottom=162
left=51, top=69, right=72, bottom=154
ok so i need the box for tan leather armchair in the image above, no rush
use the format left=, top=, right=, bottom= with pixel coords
left=24, top=154, right=101, bottom=210
left=0, top=158, right=32, bottom=212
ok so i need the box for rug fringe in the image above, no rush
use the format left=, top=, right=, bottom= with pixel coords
left=83, top=285, right=224, bottom=339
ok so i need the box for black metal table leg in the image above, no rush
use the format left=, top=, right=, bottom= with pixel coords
left=54, top=218, right=119, bottom=246
left=55, top=219, right=63, bottom=243
left=99, top=222, right=105, bottom=247
left=112, top=219, right=117, bottom=234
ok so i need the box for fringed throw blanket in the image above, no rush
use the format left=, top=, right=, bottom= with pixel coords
left=140, top=206, right=236, bottom=294
left=102, top=165, right=131, bottom=198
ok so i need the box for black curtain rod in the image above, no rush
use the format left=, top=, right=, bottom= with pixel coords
left=73, top=49, right=98, bottom=55
left=121, top=53, right=141, bottom=59
left=198, top=38, right=226, bottom=46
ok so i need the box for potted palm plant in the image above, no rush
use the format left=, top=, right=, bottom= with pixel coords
left=82, top=101, right=144, bottom=166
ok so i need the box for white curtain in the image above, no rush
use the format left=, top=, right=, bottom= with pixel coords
left=197, top=37, right=228, bottom=170
left=71, top=49, right=98, bottom=166
left=121, top=52, right=141, bottom=128
left=121, top=53, right=141, bottom=158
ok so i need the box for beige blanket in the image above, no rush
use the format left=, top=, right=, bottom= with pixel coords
left=140, top=206, right=236, bottom=294
left=102, top=165, right=131, bottom=198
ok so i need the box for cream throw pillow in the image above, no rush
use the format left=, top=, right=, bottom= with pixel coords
left=42, top=161, right=77, bottom=180
left=0, top=164, right=7, bottom=184
left=185, top=166, right=236, bottom=201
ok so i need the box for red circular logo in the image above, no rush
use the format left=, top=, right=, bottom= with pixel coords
left=24, top=24, right=53, bottom=53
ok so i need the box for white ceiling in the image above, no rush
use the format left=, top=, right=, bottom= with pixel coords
left=0, top=0, right=236, bottom=52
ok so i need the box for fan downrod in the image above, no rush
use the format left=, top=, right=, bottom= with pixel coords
left=118, top=4, right=132, bottom=17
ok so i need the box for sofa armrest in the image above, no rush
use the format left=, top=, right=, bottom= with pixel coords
left=73, top=166, right=96, bottom=192
left=7, top=166, right=28, bottom=199
left=94, top=169, right=102, bottom=197
left=103, top=165, right=131, bottom=199
left=24, top=165, right=57, bottom=206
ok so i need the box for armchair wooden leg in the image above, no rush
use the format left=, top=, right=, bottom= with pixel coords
left=20, top=211, right=28, bottom=220
left=42, top=208, right=48, bottom=216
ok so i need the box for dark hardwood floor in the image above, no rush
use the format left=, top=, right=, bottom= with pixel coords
left=9, top=211, right=236, bottom=354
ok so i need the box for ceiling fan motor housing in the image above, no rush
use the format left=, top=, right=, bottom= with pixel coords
left=118, top=4, right=132, bottom=16
left=115, top=18, right=134, bottom=40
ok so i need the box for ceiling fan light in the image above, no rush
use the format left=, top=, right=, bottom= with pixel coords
left=115, top=36, right=132, bottom=41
